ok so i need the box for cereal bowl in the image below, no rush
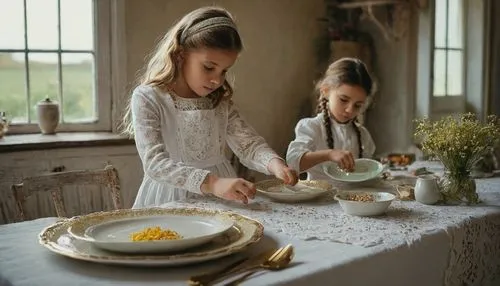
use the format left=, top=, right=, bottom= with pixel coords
left=334, top=190, right=396, bottom=216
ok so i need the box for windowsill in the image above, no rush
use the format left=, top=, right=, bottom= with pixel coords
left=0, top=132, right=135, bottom=153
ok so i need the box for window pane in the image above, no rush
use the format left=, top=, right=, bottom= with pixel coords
left=447, top=50, right=463, bottom=96
left=434, top=0, right=447, bottom=48
left=61, top=0, right=94, bottom=50
left=62, top=53, right=95, bottom=122
left=29, top=53, right=59, bottom=122
left=0, top=53, right=27, bottom=123
left=0, top=0, right=25, bottom=49
left=27, top=0, right=58, bottom=49
left=433, top=49, right=446, bottom=96
left=447, top=0, right=463, bottom=48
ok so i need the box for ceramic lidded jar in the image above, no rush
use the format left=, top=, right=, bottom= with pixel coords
left=37, top=96, right=60, bottom=134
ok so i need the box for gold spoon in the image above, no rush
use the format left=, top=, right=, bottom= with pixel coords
left=223, top=244, right=294, bottom=286
left=189, top=245, right=293, bottom=286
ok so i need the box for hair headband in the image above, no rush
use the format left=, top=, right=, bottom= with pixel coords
left=180, top=17, right=237, bottom=43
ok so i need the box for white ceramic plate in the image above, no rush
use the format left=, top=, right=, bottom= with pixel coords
left=323, top=158, right=385, bottom=183
left=69, top=215, right=234, bottom=254
left=334, top=189, right=396, bottom=216
left=256, top=179, right=334, bottom=203
left=39, top=208, right=263, bottom=266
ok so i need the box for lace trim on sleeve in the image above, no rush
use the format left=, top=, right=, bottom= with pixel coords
left=225, top=100, right=280, bottom=174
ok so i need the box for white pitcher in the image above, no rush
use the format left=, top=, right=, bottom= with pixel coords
left=415, top=175, right=441, bottom=205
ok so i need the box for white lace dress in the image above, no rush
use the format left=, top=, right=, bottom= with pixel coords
left=131, top=85, right=280, bottom=208
left=286, top=114, right=376, bottom=181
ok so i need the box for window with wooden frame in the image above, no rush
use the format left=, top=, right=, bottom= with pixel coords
left=0, top=0, right=113, bottom=134
left=431, top=0, right=466, bottom=114
left=416, top=0, right=489, bottom=120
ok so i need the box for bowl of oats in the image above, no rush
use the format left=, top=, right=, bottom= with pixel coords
left=334, top=189, right=396, bottom=216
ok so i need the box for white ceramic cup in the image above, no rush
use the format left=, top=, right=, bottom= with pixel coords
left=414, top=175, right=441, bottom=205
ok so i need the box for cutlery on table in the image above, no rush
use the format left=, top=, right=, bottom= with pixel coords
left=188, top=244, right=294, bottom=286
left=188, top=257, right=247, bottom=286
left=223, top=244, right=294, bottom=286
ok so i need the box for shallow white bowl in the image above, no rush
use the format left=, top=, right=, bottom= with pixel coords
left=334, top=190, right=396, bottom=216
left=69, top=214, right=233, bottom=254
left=323, top=158, right=385, bottom=183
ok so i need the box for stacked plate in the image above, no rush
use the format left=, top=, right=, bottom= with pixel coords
left=38, top=208, right=263, bottom=266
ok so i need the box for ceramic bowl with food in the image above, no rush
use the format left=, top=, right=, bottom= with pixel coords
left=334, top=190, right=396, bottom=216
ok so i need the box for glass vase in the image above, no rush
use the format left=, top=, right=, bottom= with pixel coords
left=441, top=169, right=478, bottom=205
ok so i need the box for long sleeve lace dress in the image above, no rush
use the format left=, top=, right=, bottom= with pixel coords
left=131, top=85, right=280, bottom=208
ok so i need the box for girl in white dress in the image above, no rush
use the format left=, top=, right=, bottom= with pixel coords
left=286, top=58, right=376, bottom=181
left=122, top=7, right=298, bottom=208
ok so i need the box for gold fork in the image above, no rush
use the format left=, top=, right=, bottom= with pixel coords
left=188, top=245, right=293, bottom=286
left=223, top=244, right=294, bottom=286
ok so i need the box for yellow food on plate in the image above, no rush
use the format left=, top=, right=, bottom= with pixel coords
left=130, top=226, right=182, bottom=242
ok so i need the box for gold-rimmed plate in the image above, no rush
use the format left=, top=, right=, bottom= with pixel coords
left=39, top=208, right=263, bottom=267
left=255, top=179, right=334, bottom=203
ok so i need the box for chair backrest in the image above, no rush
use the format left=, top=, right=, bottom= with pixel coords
left=11, top=165, right=122, bottom=221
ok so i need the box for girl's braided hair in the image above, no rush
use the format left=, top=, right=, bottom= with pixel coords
left=315, top=58, right=375, bottom=158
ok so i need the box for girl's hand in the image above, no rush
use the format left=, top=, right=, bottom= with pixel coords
left=201, top=175, right=256, bottom=204
left=268, top=158, right=299, bottom=185
left=328, top=149, right=355, bottom=171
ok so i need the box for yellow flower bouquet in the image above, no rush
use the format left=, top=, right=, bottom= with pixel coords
left=414, top=113, right=500, bottom=204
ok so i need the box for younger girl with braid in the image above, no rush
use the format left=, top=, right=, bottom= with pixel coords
left=286, top=57, right=376, bottom=181
left=123, top=7, right=298, bottom=208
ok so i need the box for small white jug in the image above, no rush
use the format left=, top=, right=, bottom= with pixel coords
left=415, top=175, right=441, bottom=205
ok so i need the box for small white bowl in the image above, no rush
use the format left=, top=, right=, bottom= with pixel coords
left=334, top=190, right=396, bottom=216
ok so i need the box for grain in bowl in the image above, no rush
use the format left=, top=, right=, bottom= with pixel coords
left=334, top=190, right=396, bottom=216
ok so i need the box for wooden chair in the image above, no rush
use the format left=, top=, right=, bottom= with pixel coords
left=11, top=165, right=122, bottom=221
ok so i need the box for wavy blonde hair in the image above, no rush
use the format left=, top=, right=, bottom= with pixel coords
left=121, top=7, right=243, bottom=136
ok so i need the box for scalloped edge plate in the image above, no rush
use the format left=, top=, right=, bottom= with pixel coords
left=39, top=208, right=263, bottom=266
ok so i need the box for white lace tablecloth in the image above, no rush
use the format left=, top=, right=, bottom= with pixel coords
left=1, top=164, right=498, bottom=286
left=161, top=180, right=500, bottom=250
left=162, top=161, right=500, bottom=286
